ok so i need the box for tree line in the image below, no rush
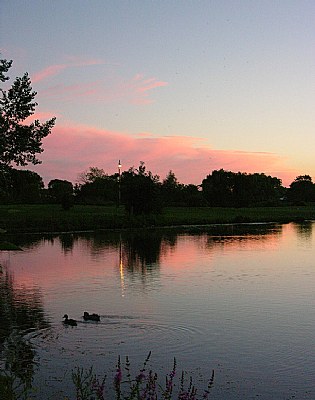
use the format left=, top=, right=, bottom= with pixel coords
left=1, top=164, right=315, bottom=213
left=1, top=55, right=315, bottom=214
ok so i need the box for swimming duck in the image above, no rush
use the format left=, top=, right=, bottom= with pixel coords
left=63, top=314, right=77, bottom=326
left=83, top=312, right=100, bottom=322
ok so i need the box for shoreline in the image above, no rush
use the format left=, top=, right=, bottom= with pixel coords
left=1, top=204, right=315, bottom=236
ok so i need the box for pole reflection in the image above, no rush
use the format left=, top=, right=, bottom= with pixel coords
left=119, top=234, right=125, bottom=297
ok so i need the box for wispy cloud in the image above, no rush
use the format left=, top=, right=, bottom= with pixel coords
left=32, top=58, right=104, bottom=83
left=40, top=82, right=101, bottom=100
left=40, top=74, right=168, bottom=105
left=32, top=64, right=68, bottom=83
left=31, top=55, right=168, bottom=105
left=28, top=123, right=296, bottom=186
left=128, top=74, right=168, bottom=104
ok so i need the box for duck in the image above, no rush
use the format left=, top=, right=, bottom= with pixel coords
left=63, top=314, right=77, bottom=326
left=83, top=312, right=100, bottom=322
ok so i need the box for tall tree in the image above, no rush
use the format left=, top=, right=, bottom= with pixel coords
left=121, top=162, right=162, bottom=215
left=48, top=179, right=74, bottom=209
left=0, top=168, right=44, bottom=203
left=76, top=174, right=118, bottom=205
left=181, top=184, right=205, bottom=206
left=161, top=170, right=183, bottom=205
left=287, top=175, right=315, bottom=203
left=202, top=169, right=283, bottom=207
left=77, top=166, right=107, bottom=184
left=0, top=56, right=55, bottom=168
left=11, top=169, right=44, bottom=203
left=202, top=169, right=234, bottom=206
left=0, top=58, right=12, bottom=82
left=48, top=179, right=73, bottom=202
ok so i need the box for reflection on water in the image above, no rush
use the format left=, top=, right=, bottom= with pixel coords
left=0, top=222, right=315, bottom=399
left=0, top=265, right=49, bottom=343
left=292, top=221, right=313, bottom=245
left=1, top=330, right=36, bottom=395
left=0, top=262, right=49, bottom=395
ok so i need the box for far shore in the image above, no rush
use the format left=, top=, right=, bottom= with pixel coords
left=0, top=204, right=315, bottom=237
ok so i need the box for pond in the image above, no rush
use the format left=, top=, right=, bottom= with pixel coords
left=1, top=222, right=315, bottom=399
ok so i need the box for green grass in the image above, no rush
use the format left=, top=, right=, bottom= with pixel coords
left=0, top=204, right=315, bottom=234
left=160, top=205, right=315, bottom=226
left=0, top=204, right=125, bottom=233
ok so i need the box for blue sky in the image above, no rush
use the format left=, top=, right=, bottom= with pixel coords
left=1, top=0, right=314, bottom=185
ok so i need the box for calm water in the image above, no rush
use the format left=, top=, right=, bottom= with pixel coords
left=1, top=222, right=315, bottom=399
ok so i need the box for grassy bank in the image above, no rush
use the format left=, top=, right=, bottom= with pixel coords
left=0, top=204, right=125, bottom=234
left=0, top=204, right=315, bottom=234
left=161, top=205, right=315, bottom=226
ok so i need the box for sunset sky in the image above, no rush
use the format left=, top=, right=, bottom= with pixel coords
left=1, top=0, right=314, bottom=187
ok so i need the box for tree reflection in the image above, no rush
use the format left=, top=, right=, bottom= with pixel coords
left=116, top=231, right=177, bottom=295
left=292, top=221, right=313, bottom=242
left=0, top=264, right=49, bottom=396
left=1, top=330, right=36, bottom=397
left=118, top=230, right=178, bottom=277
left=204, top=223, right=283, bottom=249
left=122, top=231, right=162, bottom=269
left=59, top=233, right=76, bottom=253
left=0, top=266, right=48, bottom=344
left=52, top=230, right=179, bottom=270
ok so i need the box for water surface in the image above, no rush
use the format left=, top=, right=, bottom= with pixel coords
left=1, top=222, right=314, bottom=399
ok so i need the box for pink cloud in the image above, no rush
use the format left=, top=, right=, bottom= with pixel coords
left=40, top=74, right=168, bottom=105
left=40, top=82, right=101, bottom=100
left=125, top=74, right=168, bottom=104
left=25, top=123, right=297, bottom=187
left=31, top=56, right=167, bottom=105
left=32, top=64, right=67, bottom=83
left=32, top=58, right=104, bottom=83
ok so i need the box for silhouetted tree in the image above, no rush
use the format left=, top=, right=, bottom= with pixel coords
left=0, top=57, right=12, bottom=82
left=0, top=56, right=55, bottom=168
left=77, top=166, right=107, bottom=184
left=181, top=184, right=206, bottom=206
left=233, top=172, right=282, bottom=207
left=287, top=175, right=315, bottom=203
left=48, top=179, right=73, bottom=209
left=161, top=172, right=205, bottom=206
left=121, top=162, right=162, bottom=215
left=76, top=169, right=118, bottom=205
left=12, top=169, right=44, bottom=203
left=202, top=169, right=234, bottom=206
left=0, top=165, right=12, bottom=202
left=0, top=168, right=44, bottom=203
left=202, top=169, right=283, bottom=207
left=161, top=170, right=183, bottom=205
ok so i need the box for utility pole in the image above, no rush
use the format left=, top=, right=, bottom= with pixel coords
left=118, top=160, right=122, bottom=206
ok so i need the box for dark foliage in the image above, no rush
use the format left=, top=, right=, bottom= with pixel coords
left=121, top=162, right=162, bottom=215
left=0, top=167, right=44, bottom=203
left=75, top=176, right=117, bottom=205
left=0, top=56, right=55, bottom=168
left=202, top=169, right=283, bottom=207
left=287, top=175, right=315, bottom=203
left=161, top=171, right=205, bottom=207
left=48, top=179, right=74, bottom=209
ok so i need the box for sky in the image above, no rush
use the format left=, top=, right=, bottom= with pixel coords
left=1, top=0, right=314, bottom=187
